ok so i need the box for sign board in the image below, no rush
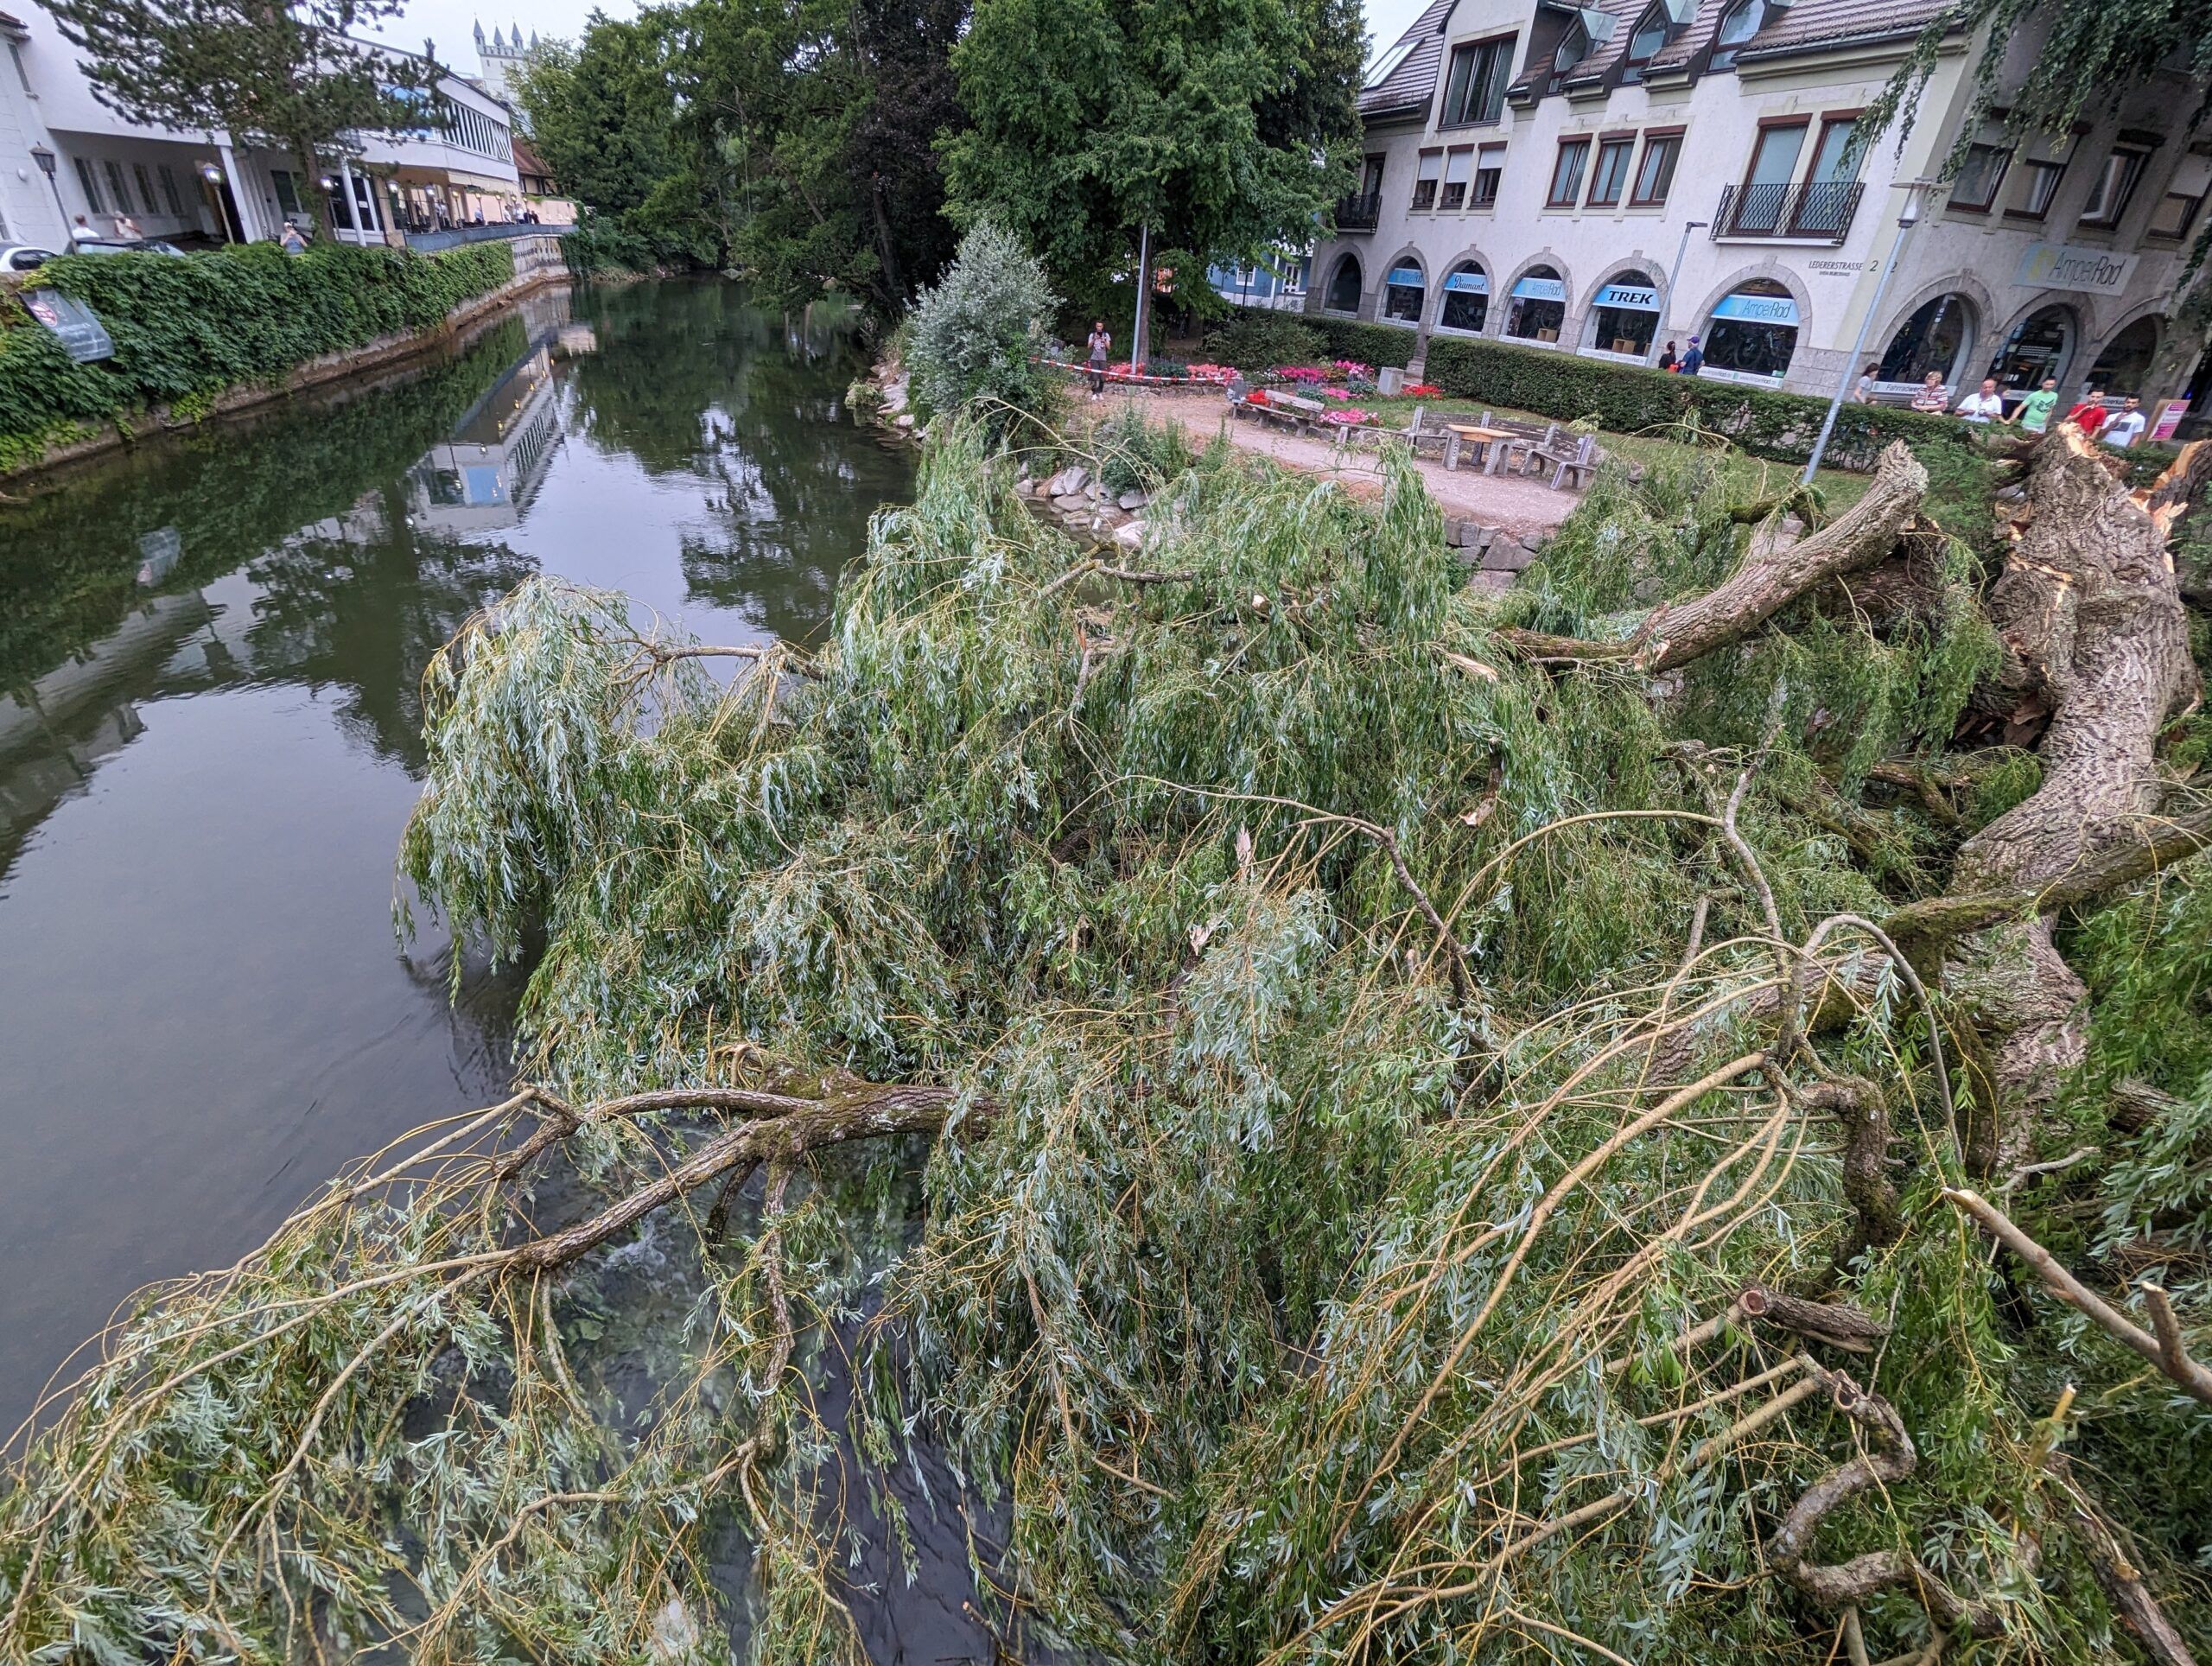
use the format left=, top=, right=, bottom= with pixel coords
left=1385, top=267, right=1423, bottom=288
left=2152, top=397, right=2190, bottom=442
left=19, top=288, right=114, bottom=363
left=2015, top=242, right=2139, bottom=296
left=1443, top=270, right=1489, bottom=294
left=1594, top=283, right=1659, bottom=310
left=1712, top=290, right=1799, bottom=326
left=1511, top=276, right=1567, bottom=301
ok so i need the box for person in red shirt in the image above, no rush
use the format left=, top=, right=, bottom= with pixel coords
left=2064, top=398, right=2108, bottom=437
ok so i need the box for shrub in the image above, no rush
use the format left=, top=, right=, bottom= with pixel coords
left=1203, top=310, right=1323, bottom=372
left=0, top=240, right=516, bottom=470
left=1421, top=334, right=1990, bottom=472
left=906, top=220, right=1061, bottom=443
left=1094, top=405, right=1195, bottom=494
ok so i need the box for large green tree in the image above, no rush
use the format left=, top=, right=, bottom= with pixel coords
left=43, top=0, right=437, bottom=214
left=941, top=0, right=1361, bottom=322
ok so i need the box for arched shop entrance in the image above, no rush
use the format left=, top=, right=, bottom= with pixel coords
left=1436, top=263, right=1489, bottom=334
left=1324, top=254, right=1363, bottom=315
left=1986, top=305, right=2075, bottom=392
left=1506, top=266, right=1567, bottom=342
left=1878, top=293, right=1976, bottom=387
left=2086, top=315, right=2159, bottom=395
left=1585, top=270, right=1662, bottom=359
left=1702, top=281, right=1798, bottom=378
left=1382, top=263, right=1426, bottom=324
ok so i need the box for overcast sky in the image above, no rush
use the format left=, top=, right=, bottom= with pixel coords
left=372, top=0, right=1439, bottom=90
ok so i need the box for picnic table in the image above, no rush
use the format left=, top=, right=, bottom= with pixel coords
left=1445, top=424, right=1516, bottom=474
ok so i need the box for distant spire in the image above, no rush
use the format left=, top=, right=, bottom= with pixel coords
left=529, top=29, right=539, bottom=48
left=473, top=16, right=484, bottom=43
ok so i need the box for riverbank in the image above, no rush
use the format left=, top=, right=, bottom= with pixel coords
left=0, top=236, right=570, bottom=488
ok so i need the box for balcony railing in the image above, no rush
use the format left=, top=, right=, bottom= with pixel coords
left=1712, top=180, right=1865, bottom=245
left=1334, top=191, right=1382, bottom=232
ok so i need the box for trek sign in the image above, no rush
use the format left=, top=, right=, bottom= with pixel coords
left=2015, top=242, right=2139, bottom=296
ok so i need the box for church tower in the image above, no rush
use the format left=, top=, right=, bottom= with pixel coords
left=474, top=18, right=542, bottom=110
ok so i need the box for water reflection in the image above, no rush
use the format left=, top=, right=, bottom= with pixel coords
left=0, top=279, right=912, bottom=1427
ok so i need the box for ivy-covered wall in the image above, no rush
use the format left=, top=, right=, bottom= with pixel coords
left=0, top=240, right=517, bottom=474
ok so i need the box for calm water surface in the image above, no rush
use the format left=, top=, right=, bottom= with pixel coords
left=0, top=279, right=914, bottom=1425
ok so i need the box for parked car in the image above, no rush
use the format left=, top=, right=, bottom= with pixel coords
left=69, top=237, right=188, bottom=258
left=0, top=244, right=58, bottom=271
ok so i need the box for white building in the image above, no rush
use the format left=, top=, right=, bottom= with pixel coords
left=0, top=3, right=518, bottom=251
left=1303, top=0, right=2206, bottom=410
left=471, top=21, right=543, bottom=112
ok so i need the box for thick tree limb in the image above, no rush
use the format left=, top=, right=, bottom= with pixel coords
left=1941, top=1187, right=2212, bottom=1407
left=2049, top=1459, right=2201, bottom=1666
left=1497, top=442, right=1927, bottom=674
left=1738, top=1282, right=1890, bottom=1352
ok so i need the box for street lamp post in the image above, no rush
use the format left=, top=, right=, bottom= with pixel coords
left=29, top=144, right=67, bottom=242
left=1802, top=179, right=1936, bottom=484
left=1656, top=219, right=1707, bottom=362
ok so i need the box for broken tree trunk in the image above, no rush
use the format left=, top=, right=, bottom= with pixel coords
left=1942, top=426, right=2201, bottom=1170
left=1499, top=442, right=1928, bottom=673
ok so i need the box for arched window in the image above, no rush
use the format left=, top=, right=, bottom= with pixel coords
left=1987, top=305, right=2075, bottom=391
left=1712, top=0, right=1764, bottom=66
left=1382, top=263, right=1425, bottom=323
left=1586, top=270, right=1662, bottom=357
left=1325, top=254, right=1363, bottom=315
left=1878, top=294, right=1976, bottom=388
left=1703, top=279, right=1799, bottom=378
left=1438, top=262, right=1489, bottom=334
left=1507, top=264, right=1567, bottom=342
left=2087, top=315, right=2159, bottom=394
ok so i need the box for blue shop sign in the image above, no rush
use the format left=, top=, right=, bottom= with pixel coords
left=1443, top=270, right=1489, bottom=294
left=1511, top=276, right=1567, bottom=302
left=20, top=288, right=114, bottom=362
left=1386, top=267, right=1424, bottom=288
left=1711, top=291, right=1799, bottom=326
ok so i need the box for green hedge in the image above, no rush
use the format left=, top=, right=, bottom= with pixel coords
left=1421, top=334, right=1987, bottom=472
left=0, top=239, right=514, bottom=471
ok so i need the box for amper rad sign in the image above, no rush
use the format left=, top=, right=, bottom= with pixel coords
left=2016, top=242, right=2140, bottom=296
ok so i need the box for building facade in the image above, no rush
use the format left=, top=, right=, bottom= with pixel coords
left=0, top=3, right=518, bottom=251
left=1306, top=0, right=2206, bottom=410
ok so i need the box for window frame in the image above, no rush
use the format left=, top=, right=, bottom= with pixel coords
left=1586, top=135, right=1636, bottom=208
left=1711, top=0, right=1764, bottom=67
left=1548, top=137, right=1592, bottom=209
left=104, top=158, right=132, bottom=215
left=1440, top=146, right=1474, bottom=211
left=2006, top=156, right=2068, bottom=220
left=2146, top=188, right=2202, bottom=239
left=2078, top=143, right=2152, bottom=228
left=73, top=156, right=105, bottom=214
left=1624, top=3, right=1670, bottom=68
left=156, top=163, right=184, bottom=218
left=1948, top=142, right=2013, bottom=213
left=1630, top=128, right=1683, bottom=207
left=1472, top=142, right=1507, bottom=209
left=1411, top=147, right=1443, bottom=212
left=1440, top=33, right=1516, bottom=129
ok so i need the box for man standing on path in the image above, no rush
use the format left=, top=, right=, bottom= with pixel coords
left=2013, top=377, right=2059, bottom=435
left=2101, top=394, right=2148, bottom=448
left=1086, top=320, right=1111, bottom=403
left=1954, top=378, right=2005, bottom=423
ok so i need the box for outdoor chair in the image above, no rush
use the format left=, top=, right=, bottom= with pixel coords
left=1522, top=430, right=1599, bottom=492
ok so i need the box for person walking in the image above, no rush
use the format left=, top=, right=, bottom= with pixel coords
left=1910, top=372, right=1948, bottom=413
left=2101, top=394, right=2148, bottom=448
left=1086, top=320, right=1111, bottom=403
left=1657, top=340, right=1678, bottom=372
left=1853, top=363, right=1880, bottom=404
left=1678, top=335, right=1703, bottom=376
left=2013, top=377, right=2060, bottom=434
left=1954, top=378, right=2005, bottom=423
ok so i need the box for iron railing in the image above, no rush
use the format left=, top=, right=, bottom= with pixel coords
left=1333, top=191, right=1382, bottom=232
left=1712, top=180, right=1864, bottom=245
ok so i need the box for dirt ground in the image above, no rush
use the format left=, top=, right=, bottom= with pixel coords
left=1090, top=385, right=1581, bottom=544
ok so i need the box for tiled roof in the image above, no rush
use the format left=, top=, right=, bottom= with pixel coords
left=1735, top=0, right=1949, bottom=58
left=0, top=10, right=24, bottom=27
left=1559, top=0, right=1656, bottom=90
left=1643, top=0, right=1726, bottom=73
left=1358, top=0, right=1457, bottom=118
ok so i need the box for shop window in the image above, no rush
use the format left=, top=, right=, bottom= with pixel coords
left=1383, top=265, right=1426, bottom=322
left=1473, top=143, right=1506, bottom=207
left=1587, top=271, right=1662, bottom=356
left=1412, top=149, right=1442, bottom=211
left=1878, top=293, right=1975, bottom=386
left=1631, top=132, right=1681, bottom=206
left=1440, top=149, right=1473, bottom=211
left=1440, top=35, right=1515, bottom=126
left=1949, top=143, right=2012, bottom=212
left=1987, top=305, right=2073, bottom=391
left=1586, top=138, right=1634, bottom=207
left=1439, top=264, right=1489, bottom=334
left=1325, top=254, right=1363, bottom=314
left=1548, top=139, right=1590, bottom=208
left=1704, top=281, right=1798, bottom=377
left=1507, top=266, right=1567, bottom=342
left=2087, top=316, right=2158, bottom=393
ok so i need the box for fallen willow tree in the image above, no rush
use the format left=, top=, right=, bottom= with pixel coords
left=3, top=418, right=2210, bottom=1664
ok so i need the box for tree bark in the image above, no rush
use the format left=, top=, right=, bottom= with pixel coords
left=1942, top=427, right=2202, bottom=1168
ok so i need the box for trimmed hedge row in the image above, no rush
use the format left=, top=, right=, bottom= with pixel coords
left=0, top=239, right=515, bottom=471
left=1421, top=334, right=1986, bottom=472
left=1294, top=311, right=1419, bottom=371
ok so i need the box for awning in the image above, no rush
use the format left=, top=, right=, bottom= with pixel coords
left=1444, top=271, right=1489, bottom=294
left=1594, top=282, right=1660, bottom=310
left=1511, top=276, right=1567, bottom=302
left=1713, top=290, right=1799, bottom=326
left=1386, top=266, right=1424, bottom=288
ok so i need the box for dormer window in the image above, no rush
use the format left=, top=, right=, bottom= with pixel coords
left=1712, top=0, right=1764, bottom=67
left=1364, top=38, right=1417, bottom=89
left=1628, top=5, right=1669, bottom=64
left=1555, top=20, right=1589, bottom=74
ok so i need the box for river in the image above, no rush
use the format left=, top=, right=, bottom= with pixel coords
left=0, top=278, right=915, bottom=1436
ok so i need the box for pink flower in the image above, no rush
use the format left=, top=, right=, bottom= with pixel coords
left=1321, top=407, right=1374, bottom=425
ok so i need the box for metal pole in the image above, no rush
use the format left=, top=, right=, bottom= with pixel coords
left=1132, top=220, right=1151, bottom=375
left=1802, top=194, right=1922, bottom=483
left=1655, top=219, right=1706, bottom=363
